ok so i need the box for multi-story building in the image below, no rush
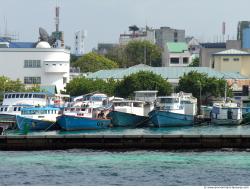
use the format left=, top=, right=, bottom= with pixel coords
left=155, top=27, right=185, bottom=49
left=0, top=38, right=70, bottom=94
left=119, top=26, right=155, bottom=45
left=162, top=42, right=191, bottom=67
left=74, top=30, right=87, bottom=56
left=211, top=49, right=250, bottom=78
left=200, top=40, right=241, bottom=67
left=237, top=21, right=250, bottom=49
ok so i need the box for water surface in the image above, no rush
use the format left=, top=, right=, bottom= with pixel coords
left=0, top=150, right=250, bottom=185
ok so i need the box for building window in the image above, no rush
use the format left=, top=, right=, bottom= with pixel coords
left=233, top=58, right=240, bottom=61
left=183, top=57, right=189, bottom=64
left=170, top=58, right=179, bottom=64
left=63, top=77, right=67, bottom=84
left=223, top=58, right=229, bottom=61
left=24, top=60, right=41, bottom=68
left=24, top=77, right=41, bottom=84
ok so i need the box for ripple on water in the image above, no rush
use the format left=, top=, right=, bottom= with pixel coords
left=0, top=150, right=250, bottom=185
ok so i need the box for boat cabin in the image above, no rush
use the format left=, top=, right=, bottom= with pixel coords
left=2, top=92, right=51, bottom=106
left=112, top=100, right=154, bottom=116
left=72, top=93, right=109, bottom=108
left=0, top=105, right=33, bottom=115
left=134, top=91, right=158, bottom=103
left=20, top=107, right=61, bottom=122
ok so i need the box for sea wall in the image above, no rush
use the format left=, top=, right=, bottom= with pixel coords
left=0, top=135, right=250, bottom=150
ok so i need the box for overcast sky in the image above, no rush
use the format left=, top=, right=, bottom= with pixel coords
left=0, top=0, right=250, bottom=52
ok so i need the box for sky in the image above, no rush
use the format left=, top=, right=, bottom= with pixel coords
left=0, top=0, right=250, bottom=52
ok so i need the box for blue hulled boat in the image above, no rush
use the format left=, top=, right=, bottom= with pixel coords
left=57, top=114, right=111, bottom=131
left=16, top=115, right=56, bottom=131
left=16, top=106, right=61, bottom=131
left=149, top=93, right=197, bottom=127
left=108, top=99, right=154, bottom=127
left=149, top=110, right=194, bottom=127
left=108, top=111, right=148, bottom=127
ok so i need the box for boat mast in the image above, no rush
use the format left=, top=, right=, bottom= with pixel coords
left=224, top=81, right=227, bottom=102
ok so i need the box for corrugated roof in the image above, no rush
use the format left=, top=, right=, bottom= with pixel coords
left=213, top=49, right=250, bottom=56
left=87, top=64, right=248, bottom=80
left=166, top=42, right=188, bottom=53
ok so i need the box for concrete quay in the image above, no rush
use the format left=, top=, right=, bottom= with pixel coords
left=1, top=134, right=250, bottom=151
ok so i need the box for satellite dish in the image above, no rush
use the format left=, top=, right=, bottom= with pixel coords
left=39, top=27, right=49, bottom=42
left=48, top=36, right=57, bottom=46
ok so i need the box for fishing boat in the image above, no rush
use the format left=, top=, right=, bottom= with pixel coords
left=108, top=91, right=157, bottom=127
left=149, top=92, right=197, bottom=127
left=211, top=101, right=242, bottom=125
left=108, top=100, right=153, bottom=127
left=57, top=106, right=111, bottom=131
left=16, top=106, right=61, bottom=131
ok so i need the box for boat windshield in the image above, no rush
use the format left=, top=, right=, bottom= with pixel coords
left=91, top=96, right=106, bottom=101
left=159, top=98, right=179, bottom=104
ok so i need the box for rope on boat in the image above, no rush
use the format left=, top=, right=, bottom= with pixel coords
left=44, top=122, right=56, bottom=131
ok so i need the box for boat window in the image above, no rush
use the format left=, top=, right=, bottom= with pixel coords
left=4, top=107, right=8, bottom=111
left=81, top=108, right=85, bottom=111
left=159, top=98, right=179, bottom=104
left=0, top=108, right=3, bottom=111
left=91, top=96, right=104, bottom=102
left=29, top=94, right=32, bottom=98
left=14, top=107, right=17, bottom=111
left=133, top=102, right=143, bottom=107
left=8, top=94, right=11, bottom=98
left=48, top=110, right=50, bottom=114
left=4, top=94, right=7, bottom=98
left=18, top=107, right=21, bottom=111
left=11, top=94, right=15, bottom=98
left=20, top=94, right=24, bottom=98
left=24, top=94, right=28, bottom=98
left=16, top=94, right=20, bottom=98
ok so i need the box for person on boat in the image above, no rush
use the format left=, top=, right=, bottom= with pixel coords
left=98, top=110, right=105, bottom=119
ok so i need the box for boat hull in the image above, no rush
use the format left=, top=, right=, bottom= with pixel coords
left=149, top=110, right=194, bottom=127
left=211, top=118, right=242, bottom=125
left=57, top=115, right=111, bottom=131
left=16, top=115, right=56, bottom=131
left=108, top=111, right=149, bottom=127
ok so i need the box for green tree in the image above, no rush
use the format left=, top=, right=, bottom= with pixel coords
left=72, top=52, right=118, bottom=72
left=115, top=71, right=172, bottom=98
left=65, top=77, right=117, bottom=96
left=105, top=41, right=162, bottom=67
left=70, top=54, right=80, bottom=63
left=188, top=57, right=200, bottom=67
left=176, top=71, right=232, bottom=112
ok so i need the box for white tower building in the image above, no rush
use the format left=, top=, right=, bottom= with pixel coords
left=74, top=30, right=86, bottom=56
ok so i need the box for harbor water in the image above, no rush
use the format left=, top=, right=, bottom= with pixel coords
left=1, top=149, right=250, bottom=185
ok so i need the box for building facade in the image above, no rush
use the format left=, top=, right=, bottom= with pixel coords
left=237, top=21, right=250, bottom=49
left=155, top=27, right=185, bottom=49
left=200, top=40, right=241, bottom=67
left=0, top=40, right=70, bottom=93
left=211, top=49, right=250, bottom=78
left=162, top=42, right=191, bottom=67
left=119, top=27, right=155, bottom=45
